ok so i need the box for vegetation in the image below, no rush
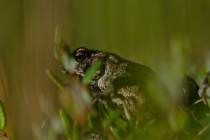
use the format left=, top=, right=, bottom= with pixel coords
left=50, top=38, right=210, bottom=140
left=1, top=0, right=210, bottom=139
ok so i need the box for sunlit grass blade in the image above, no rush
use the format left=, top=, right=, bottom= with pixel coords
left=82, top=61, right=102, bottom=85
left=72, top=121, right=80, bottom=140
left=193, top=123, right=210, bottom=140
left=53, top=47, right=62, bottom=62
left=46, top=69, right=64, bottom=90
left=0, top=101, right=6, bottom=131
left=143, top=119, right=155, bottom=133
left=54, top=28, right=77, bottom=73
left=109, top=126, right=121, bottom=140
left=54, top=40, right=76, bottom=72
left=87, top=113, right=94, bottom=129
left=54, top=26, right=62, bottom=46
left=190, top=99, right=203, bottom=107
left=59, top=109, right=73, bottom=139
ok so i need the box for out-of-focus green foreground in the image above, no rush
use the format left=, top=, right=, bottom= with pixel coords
left=1, top=0, right=210, bottom=139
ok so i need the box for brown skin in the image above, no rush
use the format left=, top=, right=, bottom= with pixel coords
left=66, top=47, right=200, bottom=114
left=71, top=47, right=154, bottom=92
left=70, top=47, right=156, bottom=113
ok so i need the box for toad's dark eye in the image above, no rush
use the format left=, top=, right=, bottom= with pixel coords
left=72, top=47, right=90, bottom=62
left=75, top=52, right=85, bottom=60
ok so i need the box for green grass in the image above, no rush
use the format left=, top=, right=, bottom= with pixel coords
left=50, top=40, right=210, bottom=140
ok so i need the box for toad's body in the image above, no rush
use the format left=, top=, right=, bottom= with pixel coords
left=63, top=47, right=199, bottom=114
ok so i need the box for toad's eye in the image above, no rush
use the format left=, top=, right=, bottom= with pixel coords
left=75, top=52, right=85, bottom=61
left=72, top=47, right=89, bottom=62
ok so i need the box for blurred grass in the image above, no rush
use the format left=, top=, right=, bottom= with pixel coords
left=0, top=0, right=210, bottom=139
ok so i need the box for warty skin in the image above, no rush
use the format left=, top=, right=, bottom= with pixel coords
left=63, top=47, right=200, bottom=115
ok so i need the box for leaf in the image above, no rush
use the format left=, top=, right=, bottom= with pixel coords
left=72, top=121, right=80, bottom=140
left=46, top=69, right=64, bottom=90
left=54, top=26, right=62, bottom=46
left=53, top=47, right=61, bottom=62
left=59, top=109, right=73, bottom=139
left=82, top=61, right=102, bottom=85
left=0, top=101, right=6, bottom=131
left=190, top=99, right=203, bottom=107
left=109, top=126, right=121, bottom=140
left=54, top=28, right=77, bottom=72
left=87, top=113, right=93, bottom=129
left=54, top=27, right=65, bottom=62
left=98, top=102, right=109, bottom=121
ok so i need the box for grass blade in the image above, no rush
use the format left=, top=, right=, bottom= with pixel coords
left=59, top=109, right=73, bottom=139
left=0, top=101, right=6, bottom=131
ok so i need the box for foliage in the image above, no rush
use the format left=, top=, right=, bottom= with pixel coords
left=0, top=101, right=6, bottom=131
left=1, top=1, right=210, bottom=139
left=51, top=39, right=210, bottom=140
left=0, top=101, right=11, bottom=140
